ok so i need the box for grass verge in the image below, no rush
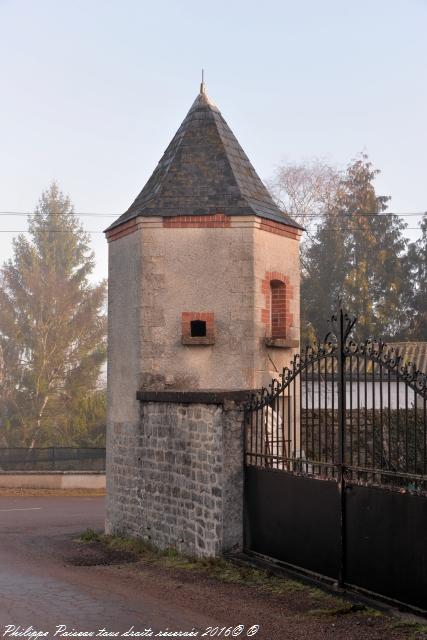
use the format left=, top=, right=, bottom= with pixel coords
left=77, top=530, right=427, bottom=637
left=78, top=529, right=351, bottom=602
left=388, top=619, right=427, bottom=639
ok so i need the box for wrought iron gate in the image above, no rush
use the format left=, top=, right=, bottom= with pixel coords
left=244, top=308, right=427, bottom=612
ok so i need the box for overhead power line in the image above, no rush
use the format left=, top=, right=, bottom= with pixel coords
left=0, top=211, right=115, bottom=217
left=0, top=228, right=424, bottom=234
left=1, top=229, right=105, bottom=233
left=0, top=210, right=424, bottom=234
left=294, top=212, right=427, bottom=218
left=0, top=211, right=425, bottom=218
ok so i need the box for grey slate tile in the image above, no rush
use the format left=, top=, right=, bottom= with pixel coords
left=106, top=90, right=302, bottom=232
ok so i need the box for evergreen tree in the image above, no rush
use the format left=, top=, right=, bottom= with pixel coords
left=56, top=389, right=107, bottom=447
left=407, top=214, right=427, bottom=339
left=0, top=184, right=107, bottom=447
left=301, top=155, right=410, bottom=342
left=301, top=211, right=348, bottom=343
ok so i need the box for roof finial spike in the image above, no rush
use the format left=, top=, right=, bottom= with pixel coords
left=200, top=68, right=206, bottom=94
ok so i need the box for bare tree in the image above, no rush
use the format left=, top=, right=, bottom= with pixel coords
left=267, top=159, right=341, bottom=239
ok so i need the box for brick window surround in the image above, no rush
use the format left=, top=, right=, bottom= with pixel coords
left=270, top=280, right=286, bottom=338
left=261, top=272, right=293, bottom=340
left=182, top=312, right=215, bottom=345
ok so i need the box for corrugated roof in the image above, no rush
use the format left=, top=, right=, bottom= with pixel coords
left=307, top=342, right=427, bottom=376
left=107, top=89, right=303, bottom=232
left=388, top=342, right=427, bottom=373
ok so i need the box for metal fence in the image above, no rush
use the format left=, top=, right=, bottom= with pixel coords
left=246, top=309, right=427, bottom=493
left=0, top=447, right=106, bottom=472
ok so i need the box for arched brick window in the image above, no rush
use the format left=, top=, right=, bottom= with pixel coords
left=270, top=280, right=286, bottom=338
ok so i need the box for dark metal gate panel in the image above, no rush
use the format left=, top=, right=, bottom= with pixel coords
left=244, top=466, right=341, bottom=579
left=345, top=484, right=427, bottom=611
left=244, top=306, right=427, bottom=612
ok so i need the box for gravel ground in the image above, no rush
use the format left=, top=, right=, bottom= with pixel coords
left=1, top=494, right=425, bottom=640
left=67, top=536, right=427, bottom=640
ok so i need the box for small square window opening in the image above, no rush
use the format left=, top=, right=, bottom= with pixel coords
left=190, top=320, right=207, bottom=337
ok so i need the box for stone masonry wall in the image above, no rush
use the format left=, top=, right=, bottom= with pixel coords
left=106, top=399, right=244, bottom=557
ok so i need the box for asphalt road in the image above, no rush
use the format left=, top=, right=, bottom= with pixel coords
left=0, top=496, right=216, bottom=634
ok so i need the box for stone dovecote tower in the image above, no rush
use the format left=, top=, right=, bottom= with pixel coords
left=106, top=84, right=302, bottom=401
left=105, top=84, right=303, bottom=554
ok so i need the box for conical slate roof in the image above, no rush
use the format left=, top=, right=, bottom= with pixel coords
left=108, top=88, right=302, bottom=231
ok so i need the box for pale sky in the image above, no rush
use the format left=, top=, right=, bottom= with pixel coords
left=1, top=0, right=426, bottom=283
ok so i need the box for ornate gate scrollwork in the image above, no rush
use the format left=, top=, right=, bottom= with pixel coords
left=245, top=307, right=427, bottom=491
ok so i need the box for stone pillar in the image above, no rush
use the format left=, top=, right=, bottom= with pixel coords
left=106, top=390, right=247, bottom=557
left=105, top=229, right=142, bottom=537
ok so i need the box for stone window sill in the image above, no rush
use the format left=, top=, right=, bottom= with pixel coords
left=265, top=337, right=299, bottom=349
left=182, top=336, right=215, bottom=346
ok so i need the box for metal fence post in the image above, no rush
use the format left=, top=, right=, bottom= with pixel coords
left=337, top=306, right=346, bottom=588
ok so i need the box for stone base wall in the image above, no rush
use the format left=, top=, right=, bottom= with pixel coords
left=106, top=394, right=245, bottom=557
